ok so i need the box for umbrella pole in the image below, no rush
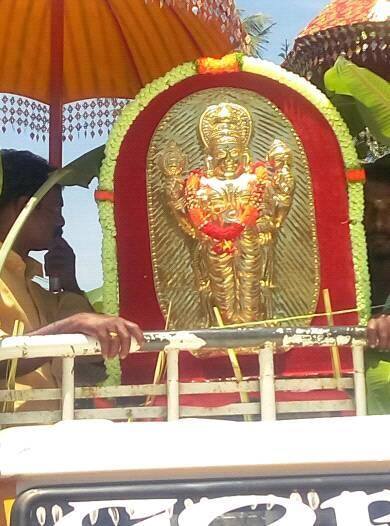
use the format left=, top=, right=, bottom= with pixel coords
left=49, top=0, right=65, bottom=168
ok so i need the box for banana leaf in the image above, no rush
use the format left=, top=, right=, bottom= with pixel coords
left=54, top=145, right=105, bottom=187
left=324, top=56, right=390, bottom=145
left=86, top=287, right=103, bottom=313
left=329, top=94, right=366, bottom=137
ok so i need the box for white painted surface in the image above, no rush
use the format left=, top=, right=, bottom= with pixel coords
left=1, top=416, right=390, bottom=489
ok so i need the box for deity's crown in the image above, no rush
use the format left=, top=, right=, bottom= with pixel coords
left=199, top=102, right=252, bottom=149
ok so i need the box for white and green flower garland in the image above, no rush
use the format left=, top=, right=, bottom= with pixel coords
left=98, top=54, right=370, bottom=385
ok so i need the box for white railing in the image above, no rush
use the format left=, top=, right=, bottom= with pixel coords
left=0, top=326, right=368, bottom=425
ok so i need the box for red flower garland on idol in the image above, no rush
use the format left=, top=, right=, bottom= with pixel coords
left=186, top=163, right=267, bottom=254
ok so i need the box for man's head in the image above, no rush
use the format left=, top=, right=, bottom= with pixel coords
left=364, top=161, right=390, bottom=259
left=0, top=150, right=64, bottom=254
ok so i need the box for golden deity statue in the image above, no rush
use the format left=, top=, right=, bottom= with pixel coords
left=160, top=102, right=295, bottom=326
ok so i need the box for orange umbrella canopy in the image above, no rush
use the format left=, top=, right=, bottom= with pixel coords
left=0, top=0, right=243, bottom=165
left=284, top=0, right=389, bottom=85
left=0, top=0, right=243, bottom=103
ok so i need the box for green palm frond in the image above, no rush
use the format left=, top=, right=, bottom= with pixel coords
left=279, top=39, right=290, bottom=61
left=242, top=13, right=275, bottom=59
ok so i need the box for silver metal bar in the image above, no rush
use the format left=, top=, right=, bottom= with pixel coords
left=0, top=326, right=368, bottom=362
left=143, top=326, right=368, bottom=352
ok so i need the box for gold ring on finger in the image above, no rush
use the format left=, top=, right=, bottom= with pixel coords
left=109, top=331, right=119, bottom=338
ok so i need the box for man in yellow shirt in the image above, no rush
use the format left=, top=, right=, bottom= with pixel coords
left=0, top=149, right=143, bottom=398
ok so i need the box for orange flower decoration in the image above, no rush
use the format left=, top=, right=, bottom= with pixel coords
left=94, top=190, right=114, bottom=202
left=346, top=168, right=366, bottom=182
left=197, top=53, right=241, bottom=75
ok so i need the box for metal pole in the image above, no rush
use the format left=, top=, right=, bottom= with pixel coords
left=0, top=327, right=368, bottom=361
left=141, top=326, right=368, bottom=352
left=62, top=357, right=75, bottom=420
left=259, top=342, right=276, bottom=421
left=352, top=345, right=367, bottom=416
left=166, top=349, right=179, bottom=421
left=49, top=0, right=64, bottom=167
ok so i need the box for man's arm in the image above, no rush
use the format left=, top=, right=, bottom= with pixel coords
left=44, top=237, right=84, bottom=294
left=0, top=313, right=144, bottom=377
left=367, top=315, right=390, bottom=350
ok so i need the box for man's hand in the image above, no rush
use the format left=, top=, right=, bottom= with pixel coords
left=367, top=315, right=390, bottom=350
left=44, top=237, right=82, bottom=294
left=33, top=313, right=144, bottom=360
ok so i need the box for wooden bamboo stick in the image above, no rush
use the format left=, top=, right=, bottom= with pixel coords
left=323, top=289, right=342, bottom=384
left=146, top=301, right=172, bottom=407
left=213, top=307, right=252, bottom=421
left=2, top=320, right=24, bottom=413
left=0, top=170, right=64, bottom=280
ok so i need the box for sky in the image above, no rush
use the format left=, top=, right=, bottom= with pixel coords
left=2, top=0, right=330, bottom=292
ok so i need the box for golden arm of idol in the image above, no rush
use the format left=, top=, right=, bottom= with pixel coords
left=256, top=139, right=295, bottom=319
left=267, top=139, right=295, bottom=226
left=160, top=141, right=214, bottom=326
left=159, top=141, right=193, bottom=236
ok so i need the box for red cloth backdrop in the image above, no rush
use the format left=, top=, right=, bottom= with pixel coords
left=113, top=72, right=357, bottom=395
